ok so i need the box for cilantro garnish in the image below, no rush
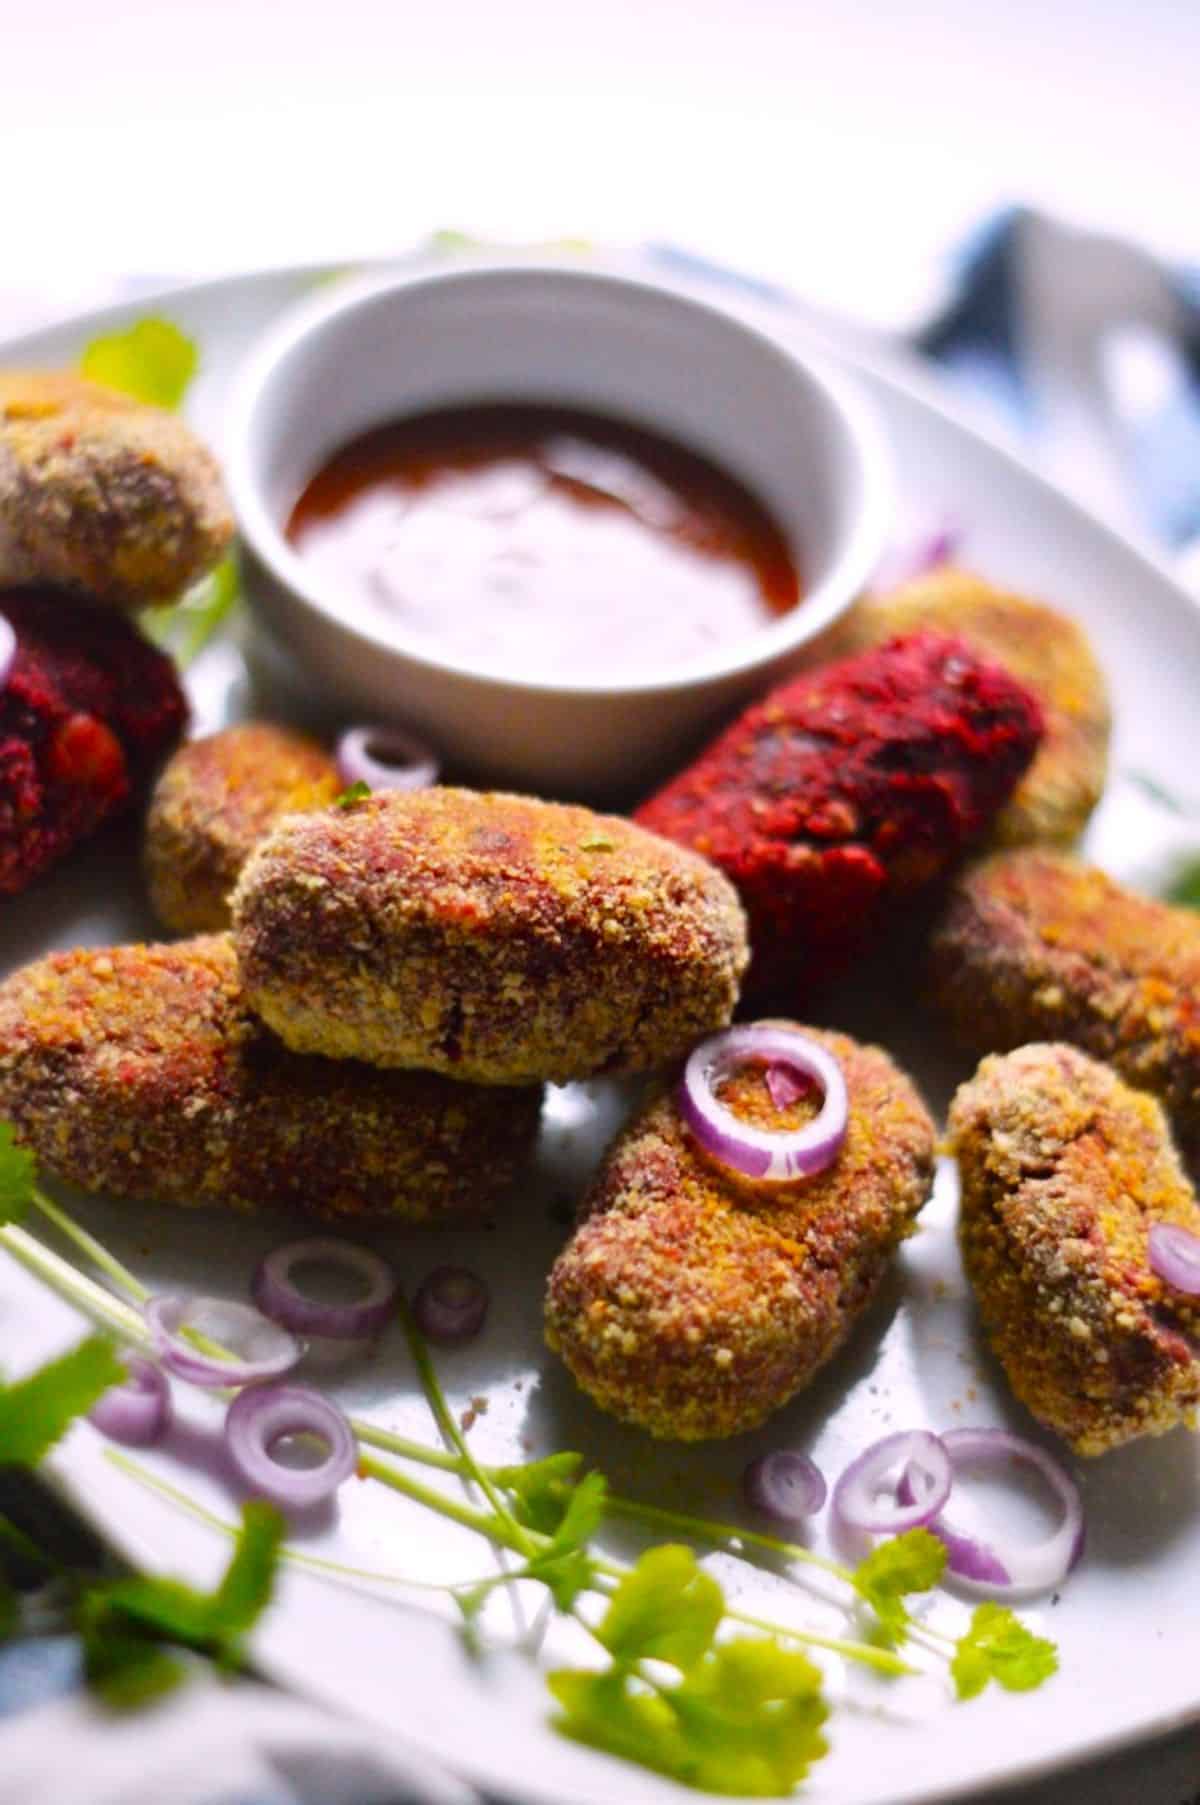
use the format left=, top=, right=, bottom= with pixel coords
left=494, top=1450, right=584, bottom=1534
left=79, top=317, right=198, bottom=411
left=851, top=1527, right=947, bottom=1646
left=333, top=780, right=372, bottom=809
left=0, top=1336, right=125, bottom=1467
left=0, top=1146, right=1063, bottom=1791
left=522, top=1472, right=607, bottom=1610
left=1167, top=860, right=1200, bottom=910
left=551, top=1547, right=829, bottom=1796
left=0, top=1124, right=34, bottom=1225
left=80, top=1500, right=283, bottom=1707
left=951, top=1603, right=1058, bottom=1700
left=141, top=553, right=242, bottom=669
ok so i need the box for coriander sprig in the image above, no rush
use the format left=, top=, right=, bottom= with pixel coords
left=0, top=1129, right=1060, bottom=1794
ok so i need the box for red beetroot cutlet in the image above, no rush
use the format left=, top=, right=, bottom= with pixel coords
left=635, top=631, right=1044, bottom=1002
left=0, top=588, right=187, bottom=895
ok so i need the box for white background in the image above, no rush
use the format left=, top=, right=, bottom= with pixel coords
left=1, top=0, right=1196, bottom=330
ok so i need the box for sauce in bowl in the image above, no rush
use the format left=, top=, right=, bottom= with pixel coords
left=286, top=404, right=801, bottom=682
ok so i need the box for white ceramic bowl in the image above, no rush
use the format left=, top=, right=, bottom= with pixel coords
left=227, top=261, right=892, bottom=797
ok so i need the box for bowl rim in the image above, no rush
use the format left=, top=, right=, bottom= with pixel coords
left=226, top=256, right=894, bottom=701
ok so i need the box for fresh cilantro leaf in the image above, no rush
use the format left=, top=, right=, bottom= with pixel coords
left=526, top=1545, right=595, bottom=1613
left=207, top=1500, right=284, bottom=1640
left=550, top=1635, right=829, bottom=1796
left=551, top=1666, right=682, bottom=1778
left=0, top=1123, right=35, bottom=1224
left=519, top=1472, right=606, bottom=1611
left=547, top=1471, right=607, bottom=1553
left=595, top=1545, right=723, bottom=1674
left=667, top=1637, right=830, bottom=1795
left=852, top=1530, right=947, bottom=1647
left=333, top=781, right=372, bottom=810
left=0, top=1337, right=125, bottom=1467
left=495, top=1451, right=583, bottom=1534
left=141, top=553, right=242, bottom=667
left=1167, top=859, right=1200, bottom=910
left=80, top=1609, right=187, bottom=1710
left=951, top=1603, right=1058, bottom=1701
left=79, top=317, right=198, bottom=410
left=78, top=1500, right=284, bottom=1706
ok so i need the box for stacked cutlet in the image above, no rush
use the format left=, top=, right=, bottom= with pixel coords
left=0, top=787, right=749, bottom=1224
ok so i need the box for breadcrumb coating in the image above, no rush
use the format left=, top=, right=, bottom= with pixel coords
left=145, top=723, right=341, bottom=933
left=0, top=371, right=232, bottom=609
left=545, top=1026, right=935, bottom=1439
left=928, top=849, right=1200, bottom=1151
left=231, top=787, right=749, bottom=1085
left=0, top=935, right=541, bottom=1223
left=635, top=631, right=1043, bottom=1003
left=832, top=568, right=1110, bottom=846
left=949, top=1043, right=1200, bottom=1455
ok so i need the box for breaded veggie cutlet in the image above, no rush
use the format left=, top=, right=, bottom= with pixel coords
left=0, top=370, right=232, bottom=609
left=832, top=568, right=1110, bottom=846
left=0, top=935, right=542, bottom=1223
left=634, top=632, right=1043, bottom=1004
left=231, top=787, right=749, bottom=1085
left=0, top=589, right=187, bottom=895
left=928, top=848, right=1200, bottom=1152
left=545, top=1027, right=935, bottom=1440
left=949, top=1043, right=1200, bottom=1455
left=144, top=723, right=341, bottom=934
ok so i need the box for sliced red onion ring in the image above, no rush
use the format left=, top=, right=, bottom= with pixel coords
left=252, top=1238, right=398, bottom=1342
left=899, top=1427, right=1084, bottom=1597
left=145, top=1294, right=302, bottom=1389
left=764, top=1063, right=809, bottom=1111
left=0, top=615, right=15, bottom=695
left=88, top=1355, right=172, bottom=1447
left=1148, top=1221, right=1200, bottom=1295
left=225, top=1383, right=357, bottom=1510
left=832, top=1430, right=952, bottom=1535
left=742, top=1451, right=827, bottom=1524
left=336, top=724, right=439, bottom=793
left=679, top=1026, right=848, bottom=1182
left=412, top=1266, right=489, bottom=1345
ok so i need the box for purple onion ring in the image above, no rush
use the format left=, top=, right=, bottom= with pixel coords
left=742, top=1450, right=827, bottom=1524
left=145, top=1293, right=302, bottom=1389
left=88, top=1354, right=172, bottom=1447
left=899, top=1426, right=1084, bottom=1597
left=412, top=1266, right=490, bottom=1346
left=679, top=1025, right=848, bottom=1182
left=252, top=1238, right=398, bottom=1342
left=225, top=1382, right=357, bottom=1510
left=831, top=1429, right=952, bottom=1536
left=336, top=724, right=439, bottom=793
left=1148, top=1221, right=1200, bottom=1295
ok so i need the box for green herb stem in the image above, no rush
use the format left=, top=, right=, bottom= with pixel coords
left=28, top=1190, right=150, bottom=1304
left=0, top=1227, right=145, bottom=1344
left=105, top=1451, right=494, bottom=1595
left=351, top=1421, right=462, bottom=1471
left=601, top=1493, right=853, bottom=1590
left=358, top=1452, right=524, bottom=1553
left=396, top=1299, right=535, bottom=1559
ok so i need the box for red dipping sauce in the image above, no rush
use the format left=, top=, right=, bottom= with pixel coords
left=286, top=404, right=801, bottom=682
